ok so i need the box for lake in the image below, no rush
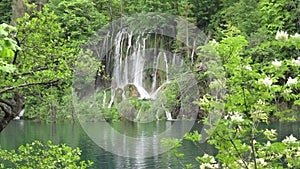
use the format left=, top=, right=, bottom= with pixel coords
left=0, top=120, right=299, bottom=168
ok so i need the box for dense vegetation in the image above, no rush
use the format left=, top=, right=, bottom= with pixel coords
left=163, top=32, right=300, bottom=168
left=1, top=0, right=299, bottom=123
left=0, top=0, right=300, bottom=168
left=0, top=140, right=93, bottom=168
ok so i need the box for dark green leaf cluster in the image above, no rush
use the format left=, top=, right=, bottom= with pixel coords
left=0, top=0, right=12, bottom=23
left=0, top=140, right=93, bottom=168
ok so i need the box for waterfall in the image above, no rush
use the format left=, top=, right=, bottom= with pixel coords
left=162, top=103, right=172, bottom=120
left=150, top=82, right=169, bottom=99
left=165, top=110, right=172, bottom=121
left=135, top=85, right=150, bottom=99
left=136, top=108, right=142, bottom=120
left=100, top=28, right=188, bottom=120
left=103, top=90, right=106, bottom=107
left=124, top=31, right=132, bottom=85
left=75, top=14, right=203, bottom=124
left=107, top=29, right=173, bottom=100
left=112, top=30, right=125, bottom=88
left=151, top=52, right=161, bottom=93
left=14, top=109, right=25, bottom=120
left=108, top=89, right=115, bottom=108
left=163, top=52, right=169, bottom=82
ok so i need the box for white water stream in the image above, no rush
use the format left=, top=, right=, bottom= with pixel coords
left=104, top=29, right=190, bottom=120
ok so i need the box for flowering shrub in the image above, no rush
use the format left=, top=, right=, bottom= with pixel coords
left=163, top=31, right=300, bottom=168
left=198, top=31, right=300, bottom=168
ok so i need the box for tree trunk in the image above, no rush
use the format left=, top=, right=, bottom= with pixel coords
left=0, top=91, right=25, bottom=132
left=11, top=0, right=25, bottom=25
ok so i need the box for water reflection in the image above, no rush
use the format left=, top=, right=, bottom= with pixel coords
left=80, top=120, right=196, bottom=158
left=1, top=120, right=299, bottom=168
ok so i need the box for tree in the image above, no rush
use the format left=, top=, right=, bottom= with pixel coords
left=0, top=5, right=77, bottom=132
left=48, top=0, right=109, bottom=45
left=11, top=0, right=26, bottom=25
left=163, top=30, right=300, bottom=169
left=0, top=23, right=22, bottom=131
left=0, top=0, right=12, bottom=23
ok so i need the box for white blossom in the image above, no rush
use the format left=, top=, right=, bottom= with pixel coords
left=210, top=157, right=216, bottom=163
left=256, top=158, right=267, bottom=166
left=290, top=33, right=300, bottom=39
left=200, top=163, right=219, bottom=169
left=245, top=65, right=252, bottom=71
left=200, top=163, right=206, bottom=169
left=271, top=59, right=282, bottom=68
left=252, top=139, right=257, bottom=144
left=265, top=129, right=276, bottom=134
left=230, top=112, right=244, bottom=122
left=282, top=134, right=297, bottom=143
left=211, top=39, right=219, bottom=46
left=257, top=99, right=265, bottom=105
left=266, top=141, right=271, bottom=146
left=203, top=153, right=210, bottom=158
left=237, top=160, right=244, bottom=165
left=251, top=110, right=267, bottom=121
left=286, top=77, right=297, bottom=86
left=259, top=77, right=273, bottom=86
left=291, top=57, right=300, bottom=66
left=224, top=115, right=229, bottom=120
left=224, top=112, right=232, bottom=120
left=200, top=154, right=219, bottom=169
left=283, top=89, right=292, bottom=95
left=264, top=129, right=277, bottom=139
left=275, top=30, right=289, bottom=40
left=213, top=164, right=219, bottom=168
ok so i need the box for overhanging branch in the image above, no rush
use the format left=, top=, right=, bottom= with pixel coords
left=13, top=66, right=49, bottom=77
left=0, top=80, right=60, bottom=95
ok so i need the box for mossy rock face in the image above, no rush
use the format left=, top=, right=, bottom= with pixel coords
left=114, top=88, right=124, bottom=104
left=124, top=84, right=140, bottom=98
left=143, top=68, right=168, bottom=93
left=116, top=100, right=136, bottom=121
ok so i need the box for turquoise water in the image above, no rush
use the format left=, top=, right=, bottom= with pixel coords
left=0, top=120, right=215, bottom=168
left=0, top=120, right=299, bottom=168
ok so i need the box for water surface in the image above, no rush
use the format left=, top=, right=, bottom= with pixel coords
left=0, top=120, right=299, bottom=168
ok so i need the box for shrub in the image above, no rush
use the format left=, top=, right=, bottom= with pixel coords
left=0, top=140, right=93, bottom=169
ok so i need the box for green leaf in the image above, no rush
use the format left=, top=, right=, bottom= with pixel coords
left=0, top=29, right=8, bottom=36
left=294, top=100, right=300, bottom=106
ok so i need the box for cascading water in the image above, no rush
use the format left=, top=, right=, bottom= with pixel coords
left=102, top=29, right=178, bottom=120
left=165, top=110, right=172, bottom=121
left=163, top=52, right=169, bottom=82
left=91, top=24, right=199, bottom=121
left=73, top=15, right=204, bottom=159
left=103, top=90, right=106, bottom=107
left=162, top=103, right=172, bottom=121
left=108, top=29, right=173, bottom=99
left=108, top=89, right=115, bottom=108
